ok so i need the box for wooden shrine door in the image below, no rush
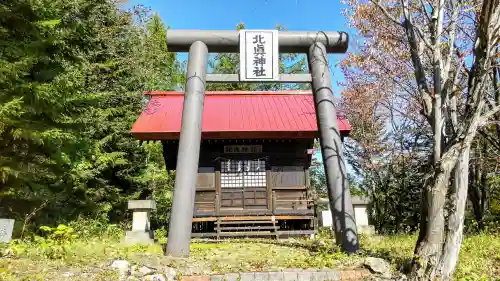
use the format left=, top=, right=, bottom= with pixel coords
left=220, top=159, right=268, bottom=210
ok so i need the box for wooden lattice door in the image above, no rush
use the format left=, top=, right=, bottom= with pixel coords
left=220, top=159, right=267, bottom=210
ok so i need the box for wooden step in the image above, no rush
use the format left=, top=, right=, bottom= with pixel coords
left=211, top=217, right=280, bottom=240
left=219, top=216, right=273, bottom=221
left=217, top=231, right=274, bottom=237
left=215, top=220, right=276, bottom=225
left=192, top=232, right=217, bottom=238
left=277, top=230, right=316, bottom=235
left=217, top=226, right=278, bottom=231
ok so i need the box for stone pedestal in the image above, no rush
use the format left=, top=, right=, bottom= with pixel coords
left=318, top=196, right=374, bottom=234
left=125, top=200, right=156, bottom=244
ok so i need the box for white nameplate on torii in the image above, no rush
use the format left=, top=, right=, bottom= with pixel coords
left=239, top=30, right=279, bottom=81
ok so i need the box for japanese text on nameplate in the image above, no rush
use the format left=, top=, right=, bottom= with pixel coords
left=239, top=30, right=279, bottom=81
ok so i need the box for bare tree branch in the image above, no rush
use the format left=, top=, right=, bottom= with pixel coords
left=479, top=130, right=500, bottom=151
left=443, top=0, right=459, bottom=82
left=371, top=0, right=405, bottom=27
left=493, top=59, right=500, bottom=138
left=479, top=104, right=500, bottom=125
left=413, top=24, right=434, bottom=50
left=418, top=0, right=432, bottom=22
left=21, top=200, right=49, bottom=239
left=399, top=0, right=434, bottom=120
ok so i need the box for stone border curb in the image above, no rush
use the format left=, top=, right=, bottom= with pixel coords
left=179, top=269, right=371, bottom=281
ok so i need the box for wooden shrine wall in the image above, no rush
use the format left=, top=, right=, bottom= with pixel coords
left=162, top=139, right=314, bottom=217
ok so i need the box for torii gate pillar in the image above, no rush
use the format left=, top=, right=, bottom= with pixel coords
left=165, top=30, right=360, bottom=257
left=308, top=42, right=359, bottom=253
left=165, top=41, right=208, bottom=257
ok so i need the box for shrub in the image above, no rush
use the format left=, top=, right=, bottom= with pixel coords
left=67, top=217, right=124, bottom=240
left=9, top=224, right=78, bottom=260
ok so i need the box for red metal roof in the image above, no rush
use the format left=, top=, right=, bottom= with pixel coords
left=131, top=91, right=351, bottom=140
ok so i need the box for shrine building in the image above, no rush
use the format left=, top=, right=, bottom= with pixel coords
left=131, top=90, right=351, bottom=238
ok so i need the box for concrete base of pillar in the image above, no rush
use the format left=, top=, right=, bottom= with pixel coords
left=124, top=231, right=154, bottom=244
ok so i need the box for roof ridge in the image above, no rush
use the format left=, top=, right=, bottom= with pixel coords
left=145, top=90, right=313, bottom=96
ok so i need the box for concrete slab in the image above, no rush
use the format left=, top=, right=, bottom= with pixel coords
left=311, top=271, right=328, bottom=281
left=240, top=272, right=255, bottom=281
left=224, top=273, right=240, bottom=281
left=128, top=200, right=156, bottom=210
left=324, top=270, right=340, bottom=281
left=283, top=272, right=299, bottom=281
left=254, top=272, right=269, bottom=281
left=297, top=271, right=313, bottom=281
left=268, top=272, right=284, bottom=281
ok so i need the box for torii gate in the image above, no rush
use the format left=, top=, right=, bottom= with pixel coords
left=164, top=29, right=360, bottom=257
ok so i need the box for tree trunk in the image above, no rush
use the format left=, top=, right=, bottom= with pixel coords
left=440, top=146, right=470, bottom=280
left=411, top=162, right=453, bottom=280
left=479, top=141, right=488, bottom=225
left=480, top=169, right=487, bottom=223
left=411, top=98, right=487, bottom=281
left=468, top=155, right=484, bottom=230
left=469, top=141, right=489, bottom=230
left=410, top=144, right=462, bottom=281
left=415, top=179, right=428, bottom=252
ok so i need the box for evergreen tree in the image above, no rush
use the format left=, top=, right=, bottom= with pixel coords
left=0, top=0, right=179, bottom=229
left=142, top=13, right=183, bottom=91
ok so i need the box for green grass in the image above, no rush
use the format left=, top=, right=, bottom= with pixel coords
left=455, top=235, right=500, bottom=280
left=359, top=234, right=500, bottom=280
left=0, top=232, right=499, bottom=281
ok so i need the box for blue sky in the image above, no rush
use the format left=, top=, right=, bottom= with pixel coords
left=125, top=0, right=356, bottom=94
